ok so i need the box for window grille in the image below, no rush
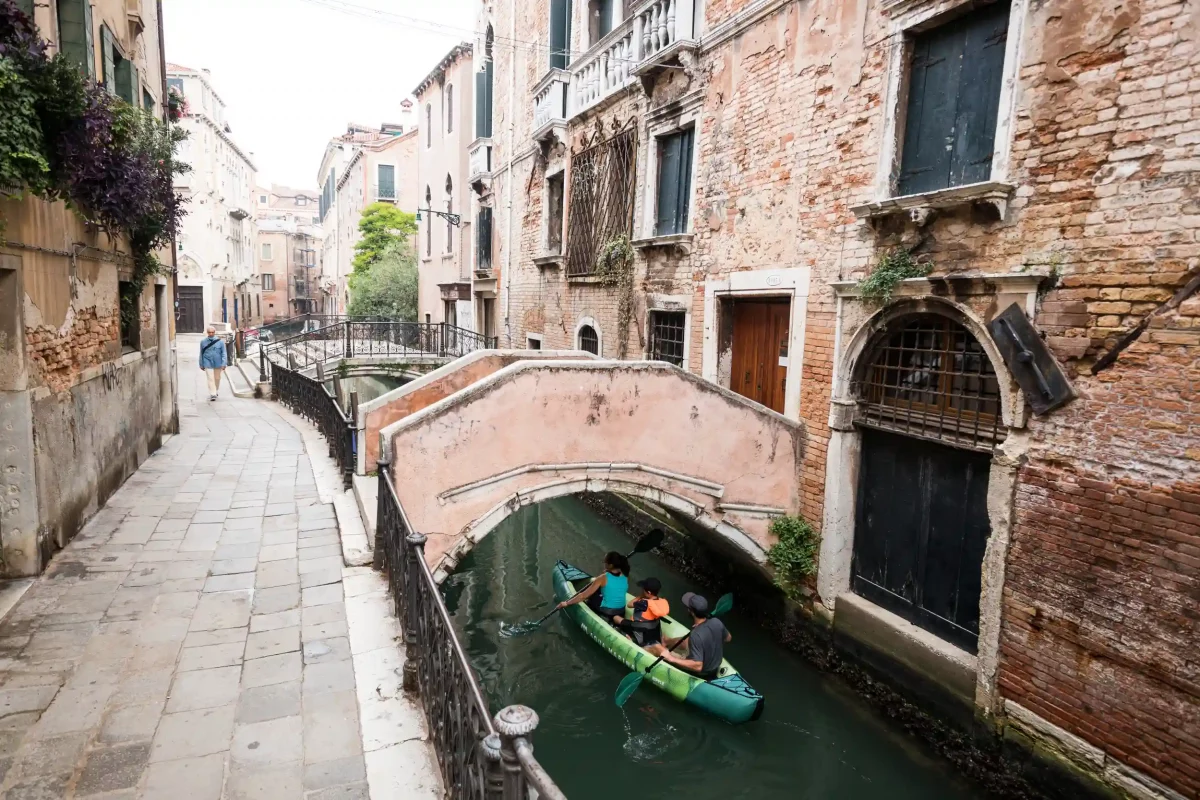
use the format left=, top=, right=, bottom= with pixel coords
left=565, top=120, right=637, bottom=277
left=578, top=325, right=599, bottom=355
left=855, top=315, right=1002, bottom=451
left=649, top=311, right=685, bottom=367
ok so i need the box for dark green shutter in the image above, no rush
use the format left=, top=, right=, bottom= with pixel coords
left=550, top=0, right=570, bottom=69
left=57, top=0, right=96, bottom=79
left=596, top=0, right=613, bottom=39
left=101, top=25, right=115, bottom=93
left=656, top=128, right=693, bottom=236
left=143, top=88, right=155, bottom=114
left=475, top=60, right=493, bottom=139
left=898, top=2, right=1009, bottom=195
left=115, top=57, right=134, bottom=103
left=16, top=0, right=34, bottom=19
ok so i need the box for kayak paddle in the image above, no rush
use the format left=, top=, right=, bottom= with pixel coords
left=614, top=592, right=733, bottom=707
left=499, top=528, right=667, bottom=637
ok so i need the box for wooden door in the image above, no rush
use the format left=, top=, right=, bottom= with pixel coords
left=729, top=300, right=790, bottom=414
left=177, top=286, right=204, bottom=333
left=852, top=428, right=991, bottom=651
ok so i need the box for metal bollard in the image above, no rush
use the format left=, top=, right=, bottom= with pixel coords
left=402, top=531, right=427, bottom=694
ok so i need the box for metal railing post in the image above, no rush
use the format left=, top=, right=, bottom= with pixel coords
left=346, top=390, right=359, bottom=489
left=344, top=320, right=351, bottom=359
left=482, top=733, right=505, bottom=800
left=494, top=706, right=537, bottom=800
left=373, top=457, right=388, bottom=570
left=402, top=531, right=426, bottom=694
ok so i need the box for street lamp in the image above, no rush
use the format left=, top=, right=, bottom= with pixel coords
left=415, top=208, right=462, bottom=227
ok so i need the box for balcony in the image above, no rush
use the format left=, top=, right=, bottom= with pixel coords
left=468, top=137, right=492, bottom=190
left=570, top=0, right=697, bottom=117
left=532, top=70, right=570, bottom=145
left=372, top=184, right=397, bottom=203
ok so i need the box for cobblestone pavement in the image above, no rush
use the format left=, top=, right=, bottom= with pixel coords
left=0, top=339, right=439, bottom=799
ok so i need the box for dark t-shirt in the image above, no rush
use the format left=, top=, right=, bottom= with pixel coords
left=687, top=618, right=727, bottom=676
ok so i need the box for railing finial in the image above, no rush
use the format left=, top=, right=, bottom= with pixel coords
left=406, top=531, right=427, bottom=547
left=494, top=705, right=539, bottom=738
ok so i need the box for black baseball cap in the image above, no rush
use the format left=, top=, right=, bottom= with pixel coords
left=637, top=577, right=662, bottom=594
left=682, top=592, right=709, bottom=615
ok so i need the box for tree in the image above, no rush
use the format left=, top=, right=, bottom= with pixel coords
left=352, top=202, right=417, bottom=274
left=347, top=241, right=418, bottom=320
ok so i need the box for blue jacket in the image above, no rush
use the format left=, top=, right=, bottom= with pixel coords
left=199, top=336, right=228, bottom=369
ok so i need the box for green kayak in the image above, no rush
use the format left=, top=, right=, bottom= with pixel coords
left=552, top=560, right=764, bottom=724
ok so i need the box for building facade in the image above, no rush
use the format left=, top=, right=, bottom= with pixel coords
left=254, top=185, right=322, bottom=322
left=335, top=126, right=419, bottom=306
left=481, top=0, right=1200, bottom=796
left=1, top=0, right=177, bottom=576
left=316, top=120, right=417, bottom=315
left=168, top=64, right=257, bottom=332
left=415, top=43, right=482, bottom=332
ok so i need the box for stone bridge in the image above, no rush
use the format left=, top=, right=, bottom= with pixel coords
left=371, top=351, right=805, bottom=579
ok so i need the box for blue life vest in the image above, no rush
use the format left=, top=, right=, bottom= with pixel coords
left=600, top=573, right=628, bottom=609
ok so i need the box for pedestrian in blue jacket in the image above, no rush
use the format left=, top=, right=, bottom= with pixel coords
left=200, top=326, right=228, bottom=401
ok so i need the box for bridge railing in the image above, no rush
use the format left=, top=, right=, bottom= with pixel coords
left=375, top=461, right=566, bottom=800
left=260, top=320, right=499, bottom=379
left=270, top=357, right=356, bottom=489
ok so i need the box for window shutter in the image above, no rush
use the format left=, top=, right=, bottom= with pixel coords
left=446, top=85, right=453, bottom=133
left=101, top=26, right=116, bottom=94
left=483, top=60, right=494, bottom=137
left=950, top=3, right=1009, bottom=187
left=82, top=0, right=95, bottom=79
left=475, top=61, right=494, bottom=139
left=550, top=0, right=570, bottom=69
left=115, top=58, right=134, bottom=104
left=57, top=0, right=95, bottom=79
left=656, top=135, right=681, bottom=236
left=16, top=0, right=33, bottom=19
left=897, top=30, right=960, bottom=195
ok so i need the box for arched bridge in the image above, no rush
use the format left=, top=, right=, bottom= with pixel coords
left=372, top=352, right=805, bottom=579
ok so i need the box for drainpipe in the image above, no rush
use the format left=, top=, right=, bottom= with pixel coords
left=502, top=0, right=517, bottom=347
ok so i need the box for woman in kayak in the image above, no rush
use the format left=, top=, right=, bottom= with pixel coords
left=557, top=551, right=630, bottom=624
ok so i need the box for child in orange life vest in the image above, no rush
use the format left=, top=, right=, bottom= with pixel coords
left=614, top=577, right=669, bottom=647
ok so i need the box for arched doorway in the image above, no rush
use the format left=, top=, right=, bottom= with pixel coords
left=850, top=314, right=1002, bottom=652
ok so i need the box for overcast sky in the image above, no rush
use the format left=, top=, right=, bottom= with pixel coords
left=162, top=0, right=477, bottom=189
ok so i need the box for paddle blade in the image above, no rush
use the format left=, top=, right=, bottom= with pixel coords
left=712, top=593, right=734, bottom=617
left=614, top=672, right=645, bottom=707
left=633, top=528, right=666, bottom=554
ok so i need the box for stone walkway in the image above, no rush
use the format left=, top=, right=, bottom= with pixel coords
left=0, top=338, right=439, bottom=799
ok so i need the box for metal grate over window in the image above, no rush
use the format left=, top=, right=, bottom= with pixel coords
left=578, top=325, right=599, bottom=355
left=855, top=315, right=1003, bottom=451
left=565, top=120, right=637, bottom=277
left=649, top=310, right=685, bottom=367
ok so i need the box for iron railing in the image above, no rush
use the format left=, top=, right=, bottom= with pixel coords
left=375, top=462, right=566, bottom=800
left=270, top=359, right=356, bottom=488
left=260, top=320, right=499, bottom=379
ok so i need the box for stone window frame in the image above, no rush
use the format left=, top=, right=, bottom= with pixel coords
left=525, top=332, right=544, bottom=350
left=870, top=0, right=1029, bottom=204
left=643, top=294, right=691, bottom=372
left=574, top=316, right=603, bottom=356
left=541, top=166, right=568, bottom=260
left=636, top=90, right=704, bottom=246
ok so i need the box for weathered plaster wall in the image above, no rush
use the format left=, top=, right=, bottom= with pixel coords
left=382, top=360, right=803, bottom=573
left=358, top=349, right=595, bottom=473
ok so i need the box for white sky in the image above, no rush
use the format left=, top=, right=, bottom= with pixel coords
left=162, top=0, right=478, bottom=189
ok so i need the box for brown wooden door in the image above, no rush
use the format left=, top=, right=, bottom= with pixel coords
left=177, top=286, right=204, bottom=333
left=729, top=300, right=790, bottom=414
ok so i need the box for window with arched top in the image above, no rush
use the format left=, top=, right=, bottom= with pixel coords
left=424, top=186, right=432, bottom=257
left=578, top=324, right=599, bottom=355
left=425, top=104, right=432, bottom=148
left=855, top=314, right=1002, bottom=451
left=446, top=84, right=454, bottom=133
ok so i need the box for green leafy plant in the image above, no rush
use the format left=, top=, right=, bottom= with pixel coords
left=766, top=515, right=820, bottom=600
left=352, top=202, right=417, bottom=275
left=857, top=249, right=930, bottom=306
left=594, top=234, right=636, bottom=357
left=347, top=241, right=418, bottom=320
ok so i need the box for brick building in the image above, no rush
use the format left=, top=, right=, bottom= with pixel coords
left=478, top=0, right=1200, bottom=795
left=1, top=0, right=178, bottom=575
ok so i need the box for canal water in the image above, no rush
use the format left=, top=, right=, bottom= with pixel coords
left=444, top=496, right=981, bottom=800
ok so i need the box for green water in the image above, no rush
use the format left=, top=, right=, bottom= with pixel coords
left=444, top=497, right=982, bottom=800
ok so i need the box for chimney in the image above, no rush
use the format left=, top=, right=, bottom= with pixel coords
left=400, top=98, right=414, bottom=132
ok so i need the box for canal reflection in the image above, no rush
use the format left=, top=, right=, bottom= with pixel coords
left=443, top=496, right=981, bottom=800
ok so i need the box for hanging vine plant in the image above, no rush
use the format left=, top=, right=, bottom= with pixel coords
left=856, top=248, right=930, bottom=306
left=595, top=234, right=636, bottom=358
left=0, top=0, right=189, bottom=325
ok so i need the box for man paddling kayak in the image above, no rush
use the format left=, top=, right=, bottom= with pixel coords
left=647, top=592, right=730, bottom=681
